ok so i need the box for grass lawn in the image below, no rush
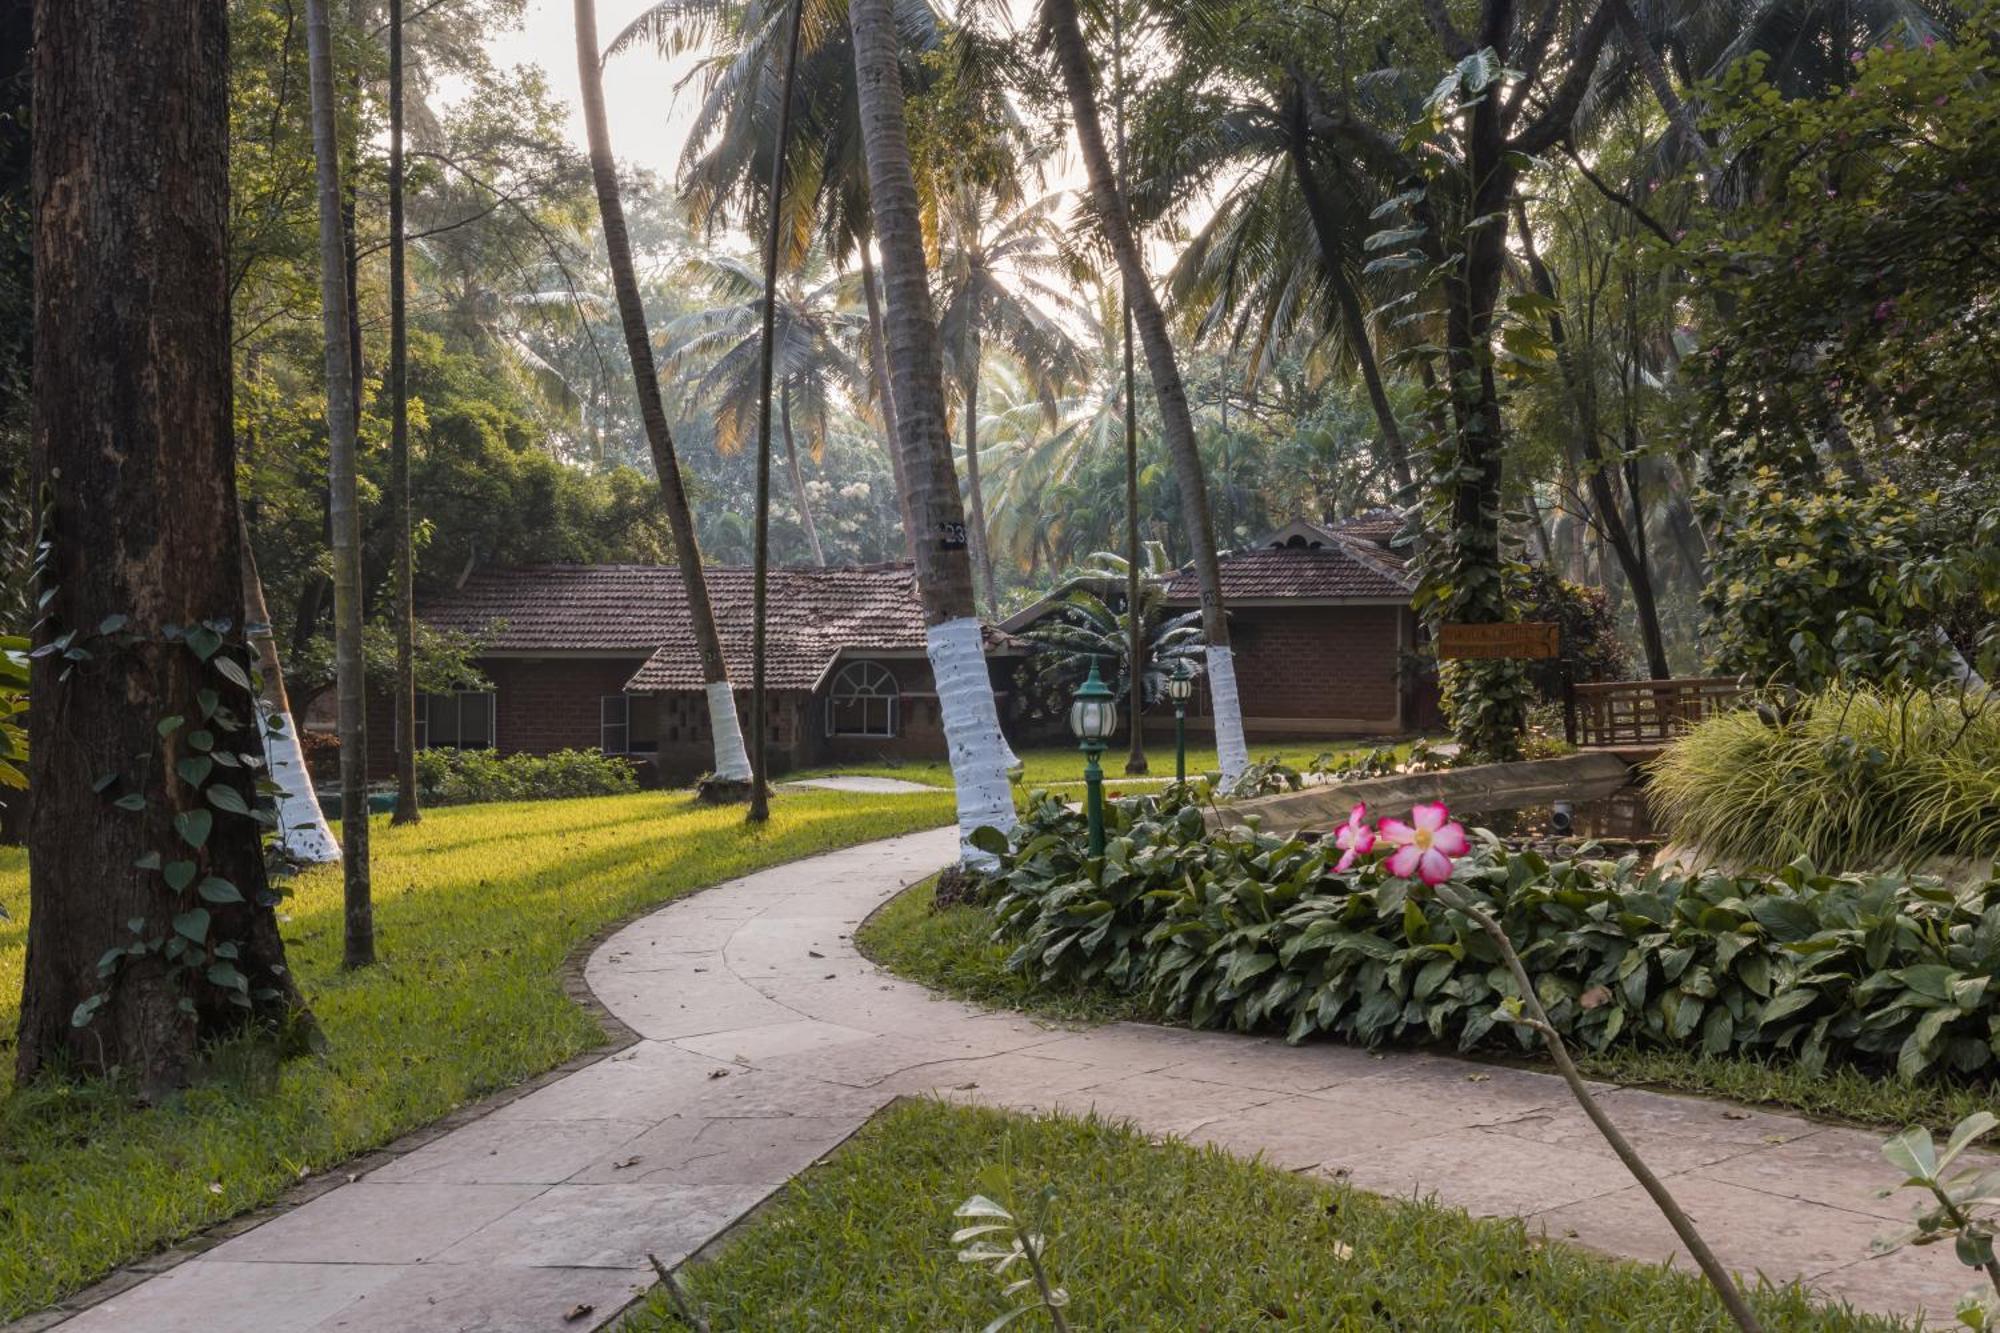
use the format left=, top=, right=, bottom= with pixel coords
left=858, top=880, right=1997, bottom=1135
left=0, top=786, right=955, bottom=1320
left=787, top=734, right=1411, bottom=791
left=620, top=1099, right=1899, bottom=1332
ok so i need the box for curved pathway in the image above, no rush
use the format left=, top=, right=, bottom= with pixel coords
left=49, top=828, right=1971, bottom=1331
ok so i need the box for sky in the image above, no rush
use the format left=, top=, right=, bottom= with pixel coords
left=482, top=0, right=707, bottom=183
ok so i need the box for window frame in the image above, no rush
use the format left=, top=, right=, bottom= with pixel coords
left=825, top=659, right=899, bottom=739
left=418, top=690, right=496, bottom=751
left=601, top=694, right=631, bottom=755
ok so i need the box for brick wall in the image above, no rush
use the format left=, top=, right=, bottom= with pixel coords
left=1157, top=604, right=1410, bottom=740
left=364, top=655, right=645, bottom=780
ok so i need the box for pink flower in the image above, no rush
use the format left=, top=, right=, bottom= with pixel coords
left=1378, top=802, right=1469, bottom=887
left=1334, top=803, right=1375, bottom=872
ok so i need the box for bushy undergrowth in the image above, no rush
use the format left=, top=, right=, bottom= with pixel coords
left=414, top=745, right=638, bottom=806
left=1650, top=688, right=2000, bottom=870
left=973, top=788, right=2000, bottom=1083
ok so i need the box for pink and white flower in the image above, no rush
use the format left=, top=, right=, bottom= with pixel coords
left=1377, top=801, right=1469, bottom=887
left=1333, top=802, right=1375, bottom=871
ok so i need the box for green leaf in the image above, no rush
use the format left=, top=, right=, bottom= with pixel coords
left=175, top=809, right=213, bottom=849
left=1941, top=1113, right=1999, bottom=1173
left=176, top=756, right=215, bottom=788
left=163, top=860, right=197, bottom=892
left=206, top=961, right=248, bottom=992
left=112, top=793, right=145, bottom=812
left=172, top=908, right=210, bottom=942
left=213, top=655, right=252, bottom=692
left=156, top=715, right=185, bottom=737
left=206, top=784, right=251, bottom=816
left=196, top=876, right=245, bottom=904
left=1883, top=1126, right=1939, bottom=1182
left=132, top=851, right=162, bottom=871
left=1750, top=896, right=1820, bottom=943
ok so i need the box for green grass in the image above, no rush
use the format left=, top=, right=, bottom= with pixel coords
left=621, top=1099, right=1900, bottom=1332
left=788, top=735, right=1408, bottom=791
left=860, top=880, right=1993, bottom=1135
left=0, top=786, right=954, bottom=1320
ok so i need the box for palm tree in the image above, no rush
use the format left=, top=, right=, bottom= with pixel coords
left=1018, top=550, right=1203, bottom=732
left=1038, top=0, right=1250, bottom=784
left=849, top=0, right=1017, bottom=862
left=388, top=0, right=419, bottom=825
left=934, top=184, right=1086, bottom=610
left=662, top=252, right=870, bottom=568
left=304, top=0, right=374, bottom=967
left=574, top=0, right=754, bottom=792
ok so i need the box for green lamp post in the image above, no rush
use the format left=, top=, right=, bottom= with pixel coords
left=1165, top=657, right=1194, bottom=784
left=1069, top=655, right=1118, bottom=857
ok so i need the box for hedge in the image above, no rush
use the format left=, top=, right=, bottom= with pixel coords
left=973, top=787, right=2000, bottom=1082
left=414, top=747, right=639, bottom=806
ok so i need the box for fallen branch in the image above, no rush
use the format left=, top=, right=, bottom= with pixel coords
left=646, top=1251, right=712, bottom=1333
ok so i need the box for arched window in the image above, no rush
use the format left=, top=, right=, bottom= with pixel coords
left=827, top=659, right=898, bottom=738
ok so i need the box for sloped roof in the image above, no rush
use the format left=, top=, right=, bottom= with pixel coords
left=418, top=562, right=1020, bottom=693
left=1159, top=516, right=1418, bottom=605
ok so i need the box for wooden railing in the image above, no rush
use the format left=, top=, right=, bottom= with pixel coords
left=1569, top=677, right=1746, bottom=748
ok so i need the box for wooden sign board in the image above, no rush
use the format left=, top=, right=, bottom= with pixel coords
left=1437, top=621, right=1561, bottom=660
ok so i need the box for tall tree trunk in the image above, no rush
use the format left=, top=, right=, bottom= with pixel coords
left=1114, top=3, right=1148, bottom=776
left=1516, top=207, right=1670, bottom=679
left=858, top=241, right=915, bottom=559
left=575, top=0, right=752, bottom=790
left=388, top=0, right=419, bottom=825
left=1606, top=0, right=1714, bottom=179
left=1284, top=95, right=1413, bottom=495
left=243, top=512, right=340, bottom=862
left=780, top=388, right=825, bottom=566
left=960, top=344, right=999, bottom=611
left=1041, top=0, right=1248, bottom=781
left=306, top=0, right=375, bottom=967
left=850, top=0, right=1017, bottom=862
left=19, top=0, right=311, bottom=1092
left=750, top=0, right=805, bottom=823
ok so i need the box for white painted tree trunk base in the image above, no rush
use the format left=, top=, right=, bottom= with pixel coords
left=1206, top=644, right=1250, bottom=786
left=706, top=681, right=754, bottom=782
left=927, top=616, right=1017, bottom=868
left=266, top=710, right=340, bottom=863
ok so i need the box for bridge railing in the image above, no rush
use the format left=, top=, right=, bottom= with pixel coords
left=1569, top=677, right=1746, bottom=748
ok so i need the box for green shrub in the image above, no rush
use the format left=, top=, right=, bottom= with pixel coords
left=973, top=787, right=2000, bottom=1082
left=413, top=746, right=639, bottom=807
left=1650, top=688, right=2000, bottom=871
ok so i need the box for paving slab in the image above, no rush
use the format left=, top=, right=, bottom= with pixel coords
left=45, top=823, right=1983, bottom=1331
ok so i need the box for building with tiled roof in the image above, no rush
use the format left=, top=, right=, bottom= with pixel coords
left=361, top=562, right=1027, bottom=782
left=1005, top=516, right=1437, bottom=743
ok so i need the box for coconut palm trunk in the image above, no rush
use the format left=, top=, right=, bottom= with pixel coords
left=388, top=0, right=419, bottom=825
left=1112, top=11, right=1147, bottom=776
left=1041, top=0, right=1247, bottom=782
left=959, top=340, right=999, bottom=611
left=242, top=512, right=340, bottom=862
left=858, top=242, right=916, bottom=556
left=575, top=0, right=752, bottom=791
left=780, top=389, right=825, bottom=566
left=849, top=0, right=1017, bottom=861
left=305, top=0, right=374, bottom=967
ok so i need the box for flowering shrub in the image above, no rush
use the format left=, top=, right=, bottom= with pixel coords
left=971, top=788, right=2000, bottom=1079
left=414, top=747, right=638, bottom=807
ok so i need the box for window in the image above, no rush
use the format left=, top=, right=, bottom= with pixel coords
left=417, top=691, right=495, bottom=750
left=601, top=695, right=628, bottom=754
left=826, top=660, right=898, bottom=738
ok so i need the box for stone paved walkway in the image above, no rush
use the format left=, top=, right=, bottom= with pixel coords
left=776, top=775, right=938, bottom=794
left=49, top=826, right=1975, bottom=1332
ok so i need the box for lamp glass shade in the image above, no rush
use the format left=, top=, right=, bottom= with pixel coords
left=1165, top=662, right=1194, bottom=703
left=1068, top=657, right=1119, bottom=744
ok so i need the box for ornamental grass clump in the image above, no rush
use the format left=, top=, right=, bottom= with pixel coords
left=1649, top=687, right=2000, bottom=871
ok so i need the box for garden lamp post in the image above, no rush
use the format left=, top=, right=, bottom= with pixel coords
left=1165, top=658, right=1194, bottom=784
left=1069, top=656, right=1118, bottom=857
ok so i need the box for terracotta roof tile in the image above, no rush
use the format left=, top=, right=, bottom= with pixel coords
left=419, top=563, right=935, bottom=692
left=1161, top=543, right=1414, bottom=603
